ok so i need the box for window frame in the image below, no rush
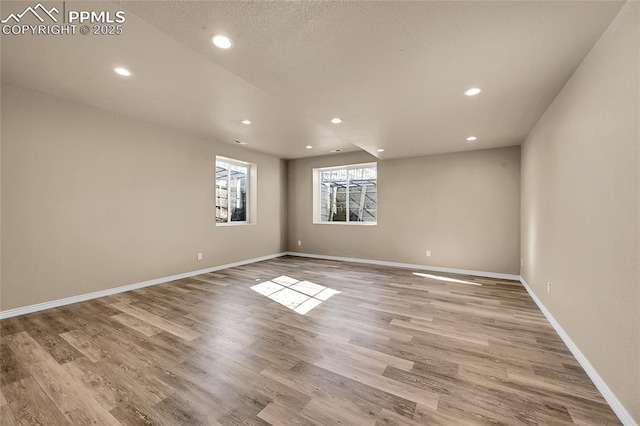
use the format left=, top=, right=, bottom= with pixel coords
left=215, top=156, right=254, bottom=226
left=313, top=162, right=378, bottom=225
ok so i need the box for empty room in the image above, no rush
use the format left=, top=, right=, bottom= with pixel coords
left=0, top=1, right=638, bottom=425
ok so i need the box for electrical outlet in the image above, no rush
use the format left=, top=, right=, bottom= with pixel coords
left=298, top=240, right=302, bottom=246
left=521, top=259, right=524, bottom=266
left=547, top=282, right=551, bottom=294
left=197, top=252, right=203, bottom=261
left=426, top=250, right=431, bottom=257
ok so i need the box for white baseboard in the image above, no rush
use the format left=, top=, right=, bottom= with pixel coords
left=0, top=251, right=634, bottom=424
left=285, top=251, right=520, bottom=281
left=519, top=277, right=636, bottom=426
left=285, top=252, right=634, bottom=424
left=0, top=252, right=287, bottom=320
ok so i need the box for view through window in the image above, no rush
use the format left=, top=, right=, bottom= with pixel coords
left=216, top=157, right=248, bottom=223
left=317, top=163, right=377, bottom=223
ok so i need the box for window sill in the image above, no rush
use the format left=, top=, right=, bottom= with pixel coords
left=313, top=222, right=377, bottom=226
left=216, top=222, right=255, bottom=227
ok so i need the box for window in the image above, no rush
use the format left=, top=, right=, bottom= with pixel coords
left=313, top=162, right=377, bottom=224
left=216, top=157, right=253, bottom=224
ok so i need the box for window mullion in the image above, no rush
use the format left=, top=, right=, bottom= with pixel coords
left=346, top=168, right=350, bottom=223
left=227, top=163, right=231, bottom=223
left=319, top=178, right=323, bottom=222
left=246, top=165, right=249, bottom=222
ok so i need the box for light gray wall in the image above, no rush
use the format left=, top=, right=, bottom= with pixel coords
left=288, top=146, right=521, bottom=275
left=521, top=1, right=639, bottom=421
left=0, top=83, right=287, bottom=311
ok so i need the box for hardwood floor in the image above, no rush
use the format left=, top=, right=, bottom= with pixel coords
left=0, top=256, right=621, bottom=425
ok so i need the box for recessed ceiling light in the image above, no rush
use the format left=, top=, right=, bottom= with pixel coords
left=330, top=149, right=342, bottom=153
left=241, top=119, right=251, bottom=125
left=306, top=145, right=313, bottom=149
left=212, top=35, right=233, bottom=49
left=376, top=148, right=385, bottom=153
left=330, top=117, right=342, bottom=124
left=233, top=140, right=247, bottom=145
left=114, top=67, right=131, bottom=77
left=464, top=87, right=482, bottom=96
left=466, top=136, right=477, bottom=141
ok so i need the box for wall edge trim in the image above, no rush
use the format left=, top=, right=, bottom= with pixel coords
left=285, top=251, right=520, bottom=280
left=519, top=276, right=636, bottom=426
left=1, top=252, right=633, bottom=424
left=0, top=252, right=287, bottom=319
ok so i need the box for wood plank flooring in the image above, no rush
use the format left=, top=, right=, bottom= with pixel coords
left=0, top=256, right=621, bottom=425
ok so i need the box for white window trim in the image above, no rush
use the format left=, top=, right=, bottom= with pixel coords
left=216, top=222, right=257, bottom=227
left=215, top=156, right=257, bottom=226
left=312, top=162, right=377, bottom=225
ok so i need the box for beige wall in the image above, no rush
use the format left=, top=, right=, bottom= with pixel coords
left=288, top=146, right=521, bottom=275
left=521, top=1, right=639, bottom=422
left=0, top=83, right=287, bottom=311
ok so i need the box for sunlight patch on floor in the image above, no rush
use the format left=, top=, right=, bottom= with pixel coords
left=413, top=272, right=482, bottom=286
left=250, top=276, right=341, bottom=314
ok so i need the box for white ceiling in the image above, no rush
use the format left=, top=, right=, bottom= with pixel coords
left=1, top=1, right=625, bottom=159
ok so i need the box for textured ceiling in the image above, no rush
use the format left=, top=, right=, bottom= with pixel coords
left=1, top=1, right=625, bottom=159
